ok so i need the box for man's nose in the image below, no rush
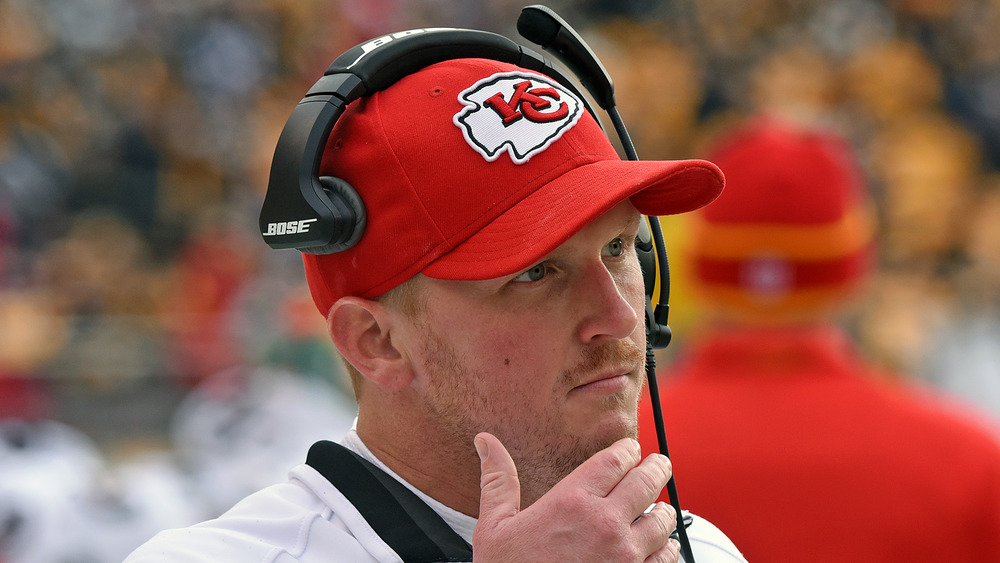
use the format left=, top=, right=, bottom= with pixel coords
left=574, top=261, right=641, bottom=344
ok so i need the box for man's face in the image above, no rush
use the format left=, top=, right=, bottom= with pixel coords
left=401, top=200, right=649, bottom=504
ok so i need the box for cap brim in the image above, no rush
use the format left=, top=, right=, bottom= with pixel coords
left=422, top=158, right=724, bottom=280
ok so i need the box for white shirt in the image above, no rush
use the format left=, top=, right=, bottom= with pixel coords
left=125, top=429, right=746, bottom=562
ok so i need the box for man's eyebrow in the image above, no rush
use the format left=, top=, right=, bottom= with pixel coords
left=621, top=213, right=642, bottom=233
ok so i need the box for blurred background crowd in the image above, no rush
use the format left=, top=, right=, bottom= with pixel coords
left=2, top=0, right=1000, bottom=560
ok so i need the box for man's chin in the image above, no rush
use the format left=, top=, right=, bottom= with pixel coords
left=584, top=391, right=641, bottom=441
left=583, top=415, right=639, bottom=455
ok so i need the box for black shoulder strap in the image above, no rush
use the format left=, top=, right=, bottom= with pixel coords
left=305, top=440, right=474, bottom=562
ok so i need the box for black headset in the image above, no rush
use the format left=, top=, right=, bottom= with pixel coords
left=259, top=5, right=693, bottom=560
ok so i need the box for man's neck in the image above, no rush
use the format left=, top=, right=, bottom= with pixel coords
left=339, top=427, right=479, bottom=544
left=354, top=411, right=484, bottom=517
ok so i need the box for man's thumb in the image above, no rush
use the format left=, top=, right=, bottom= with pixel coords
left=475, top=432, right=520, bottom=523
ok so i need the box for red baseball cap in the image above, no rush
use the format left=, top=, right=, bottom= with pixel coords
left=303, top=58, right=724, bottom=315
left=687, top=116, right=876, bottom=321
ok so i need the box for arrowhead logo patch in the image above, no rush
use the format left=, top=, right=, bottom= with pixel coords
left=454, top=71, right=584, bottom=164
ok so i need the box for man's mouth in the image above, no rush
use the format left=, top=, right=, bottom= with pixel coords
left=571, top=366, right=639, bottom=394
left=565, top=341, right=646, bottom=395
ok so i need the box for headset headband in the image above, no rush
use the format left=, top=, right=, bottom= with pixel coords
left=259, top=28, right=595, bottom=252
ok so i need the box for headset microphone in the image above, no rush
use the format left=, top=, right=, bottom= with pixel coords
left=517, top=6, right=693, bottom=562
left=517, top=5, right=673, bottom=345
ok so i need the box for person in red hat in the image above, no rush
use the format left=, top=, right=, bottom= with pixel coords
left=638, top=116, right=1000, bottom=562
left=126, top=26, right=748, bottom=563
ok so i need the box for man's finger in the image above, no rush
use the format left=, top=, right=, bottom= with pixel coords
left=608, top=452, right=673, bottom=518
left=476, top=432, right=521, bottom=524
left=631, top=501, right=678, bottom=557
left=548, top=437, right=643, bottom=499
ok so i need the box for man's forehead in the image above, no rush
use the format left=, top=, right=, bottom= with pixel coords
left=595, top=200, right=643, bottom=233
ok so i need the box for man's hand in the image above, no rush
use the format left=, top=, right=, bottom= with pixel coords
left=473, top=432, right=680, bottom=562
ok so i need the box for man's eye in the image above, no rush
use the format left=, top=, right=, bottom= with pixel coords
left=605, top=237, right=625, bottom=257
left=512, top=263, right=548, bottom=282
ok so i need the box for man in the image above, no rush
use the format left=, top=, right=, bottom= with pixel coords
left=126, top=48, right=746, bottom=561
left=638, top=116, right=1000, bottom=562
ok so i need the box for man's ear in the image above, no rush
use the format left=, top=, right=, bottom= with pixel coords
left=328, top=297, right=413, bottom=391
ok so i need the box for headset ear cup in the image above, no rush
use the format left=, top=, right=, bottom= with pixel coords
left=298, top=176, right=367, bottom=255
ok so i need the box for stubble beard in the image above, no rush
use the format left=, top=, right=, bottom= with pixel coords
left=418, top=324, right=646, bottom=507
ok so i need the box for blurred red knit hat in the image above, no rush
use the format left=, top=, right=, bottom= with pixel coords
left=688, top=117, right=876, bottom=322
left=302, top=58, right=725, bottom=314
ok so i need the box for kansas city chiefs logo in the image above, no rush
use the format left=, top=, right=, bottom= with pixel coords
left=454, top=71, right=583, bottom=164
